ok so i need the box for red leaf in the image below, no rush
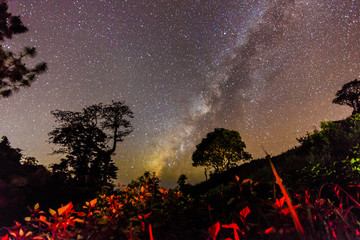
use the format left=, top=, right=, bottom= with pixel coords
left=222, top=223, right=240, bottom=240
left=258, top=227, right=275, bottom=234
left=222, top=223, right=240, bottom=231
left=335, top=186, right=340, bottom=198
left=275, top=196, right=286, bottom=209
left=208, top=222, right=220, bottom=238
left=58, top=202, right=73, bottom=216
left=39, top=215, right=50, bottom=226
left=0, top=234, right=9, bottom=240
left=332, top=228, right=337, bottom=239
left=239, top=206, right=250, bottom=223
left=264, top=226, right=274, bottom=234
left=90, top=198, right=97, bottom=207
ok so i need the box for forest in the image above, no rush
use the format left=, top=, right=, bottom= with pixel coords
left=2, top=2, right=360, bottom=240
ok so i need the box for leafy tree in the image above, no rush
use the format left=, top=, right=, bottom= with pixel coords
left=49, top=101, right=133, bottom=185
left=0, top=136, right=22, bottom=177
left=20, top=156, right=38, bottom=166
left=0, top=2, right=47, bottom=98
left=333, top=79, right=360, bottom=115
left=192, top=128, right=252, bottom=175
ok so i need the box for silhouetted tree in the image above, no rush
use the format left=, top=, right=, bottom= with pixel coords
left=49, top=101, right=133, bottom=186
left=0, top=136, right=21, bottom=176
left=20, top=156, right=38, bottom=166
left=0, top=2, right=47, bottom=97
left=333, top=79, right=360, bottom=115
left=192, top=128, right=252, bottom=175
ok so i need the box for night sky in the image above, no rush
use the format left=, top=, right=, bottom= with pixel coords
left=1, top=0, right=359, bottom=187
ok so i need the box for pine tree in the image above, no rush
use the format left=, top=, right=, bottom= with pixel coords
left=0, top=1, right=47, bottom=97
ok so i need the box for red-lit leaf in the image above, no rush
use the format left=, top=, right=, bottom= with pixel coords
left=332, top=228, right=337, bottom=239
left=240, top=206, right=250, bottom=222
left=222, top=223, right=240, bottom=230
left=241, top=179, right=252, bottom=185
left=305, top=190, right=310, bottom=204
left=77, top=212, right=86, bottom=217
left=9, top=231, right=16, bottom=238
left=144, top=212, right=152, bottom=219
left=265, top=226, right=274, bottom=234
left=222, top=223, right=240, bottom=240
left=58, top=202, right=73, bottom=216
left=334, top=186, right=340, bottom=199
left=275, top=196, right=286, bottom=209
left=90, top=198, right=97, bottom=207
left=0, top=234, right=9, bottom=240
left=235, top=175, right=240, bottom=182
left=39, top=215, right=50, bottom=226
left=73, top=218, right=84, bottom=223
left=258, top=226, right=275, bottom=235
left=208, top=222, right=220, bottom=239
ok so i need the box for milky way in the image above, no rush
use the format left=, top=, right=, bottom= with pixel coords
left=0, top=0, right=359, bottom=186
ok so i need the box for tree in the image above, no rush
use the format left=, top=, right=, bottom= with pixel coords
left=0, top=1, right=47, bottom=98
left=0, top=136, right=22, bottom=177
left=333, top=79, right=360, bottom=115
left=20, top=156, right=38, bottom=166
left=192, top=128, right=252, bottom=175
left=49, top=101, right=133, bottom=185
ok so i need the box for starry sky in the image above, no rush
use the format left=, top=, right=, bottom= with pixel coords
left=1, top=0, right=359, bottom=187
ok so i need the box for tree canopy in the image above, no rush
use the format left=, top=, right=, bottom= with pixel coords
left=192, top=128, right=252, bottom=175
left=49, top=101, right=133, bottom=186
left=0, top=2, right=47, bottom=98
left=333, top=79, right=360, bottom=115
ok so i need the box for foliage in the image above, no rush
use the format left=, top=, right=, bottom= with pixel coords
left=192, top=128, right=252, bottom=175
left=3, top=169, right=360, bottom=240
left=294, top=114, right=360, bottom=188
left=333, top=79, right=360, bottom=115
left=0, top=2, right=47, bottom=98
left=49, top=101, right=133, bottom=186
left=0, top=172, right=203, bottom=240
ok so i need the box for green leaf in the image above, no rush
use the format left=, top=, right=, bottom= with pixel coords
left=24, top=217, right=31, bottom=222
left=227, top=197, right=235, bottom=205
left=34, top=203, right=39, bottom=210
left=49, top=208, right=56, bottom=216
